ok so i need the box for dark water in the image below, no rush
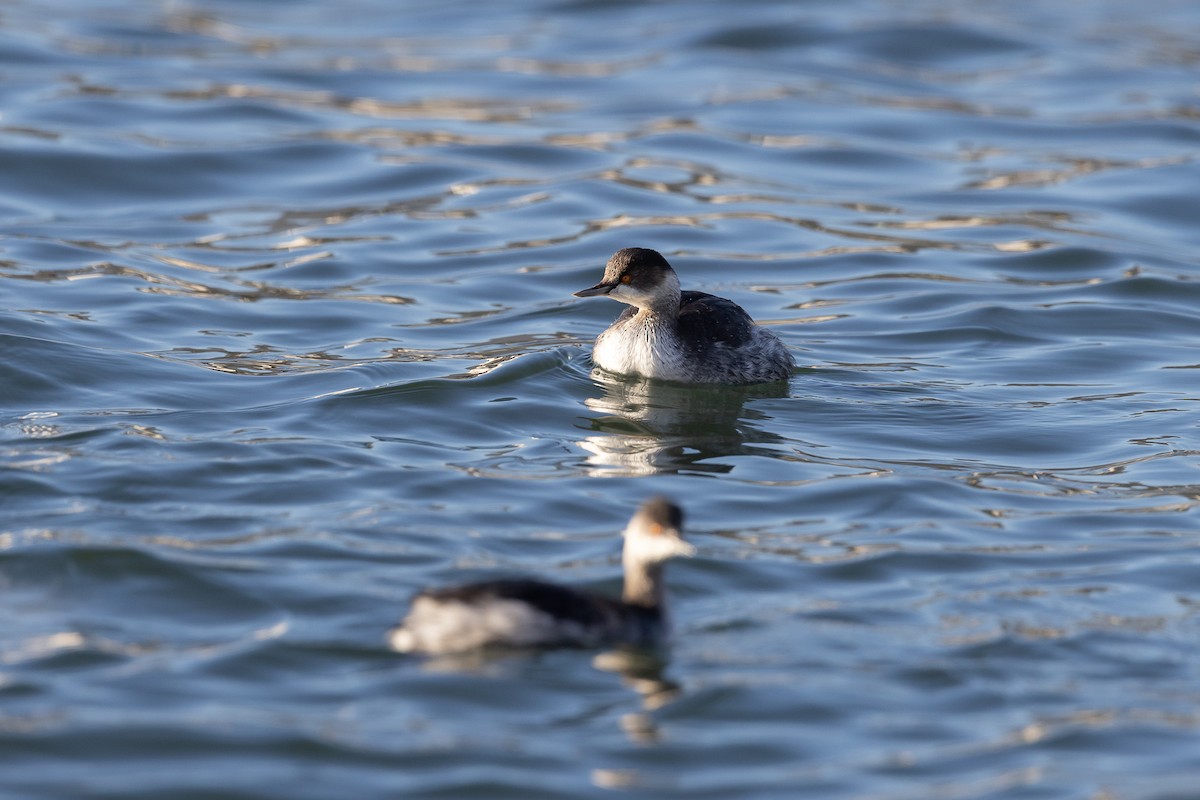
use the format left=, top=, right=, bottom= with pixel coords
left=3, top=0, right=1200, bottom=797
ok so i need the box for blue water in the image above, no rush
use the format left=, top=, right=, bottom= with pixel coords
left=3, top=1, right=1200, bottom=797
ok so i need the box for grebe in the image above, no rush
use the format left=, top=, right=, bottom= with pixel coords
left=389, top=497, right=694, bottom=654
left=574, top=248, right=795, bottom=385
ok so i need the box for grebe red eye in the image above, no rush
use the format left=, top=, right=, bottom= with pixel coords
left=620, top=274, right=632, bottom=284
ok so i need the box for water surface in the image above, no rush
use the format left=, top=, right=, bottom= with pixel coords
left=2, top=1, right=1200, bottom=798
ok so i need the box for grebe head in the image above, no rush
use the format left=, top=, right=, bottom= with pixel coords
left=623, top=495, right=695, bottom=565
left=574, top=248, right=682, bottom=312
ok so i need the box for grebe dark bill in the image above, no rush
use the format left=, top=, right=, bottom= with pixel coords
left=389, top=497, right=694, bottom=655
left=574, top=248, right=795, bottom=385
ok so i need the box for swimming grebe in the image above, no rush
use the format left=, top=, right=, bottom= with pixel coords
left=574, top=248, right=795, bottom=385
left=389, top=497, right=694, bottom=654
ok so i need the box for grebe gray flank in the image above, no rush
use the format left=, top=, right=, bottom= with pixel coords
left=574, top=248, right=795, bottom=384
left=389, top=497, right=694, bottom=655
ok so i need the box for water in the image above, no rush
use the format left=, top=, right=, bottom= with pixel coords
left=2, top=0, right=1200, bottom=797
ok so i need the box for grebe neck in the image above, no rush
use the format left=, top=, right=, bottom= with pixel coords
left=622, top=557, right=665, bottom=609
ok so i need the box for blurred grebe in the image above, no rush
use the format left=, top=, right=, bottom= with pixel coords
left=389, top=497, right=694, bottom=654
left=574, top=247, right=794, bottom=384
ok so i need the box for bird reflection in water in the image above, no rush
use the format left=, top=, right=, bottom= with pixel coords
left=593, top=646, right=681, bottom=743
left=410, top=644, right=681, bottom=745
left=577, top=374, right=789, bottom=476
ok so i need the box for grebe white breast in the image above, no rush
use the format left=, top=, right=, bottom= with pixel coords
left=389, top=497, right=694, bottom=655
left=574, top=248, right=795, bottom=385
